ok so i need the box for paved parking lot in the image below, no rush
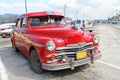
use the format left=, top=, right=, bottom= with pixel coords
left=0, top=24, right=120, bottom=80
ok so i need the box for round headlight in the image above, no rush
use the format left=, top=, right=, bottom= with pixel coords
left=93, top=36, right=100, bottom=44
left=46, top=40, right=55, bottom=51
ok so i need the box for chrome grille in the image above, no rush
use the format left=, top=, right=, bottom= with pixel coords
left=55, top=43, right=93, bottom=57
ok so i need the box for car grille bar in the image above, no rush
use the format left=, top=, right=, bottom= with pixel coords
left=56, top=43, right=93, bottom=56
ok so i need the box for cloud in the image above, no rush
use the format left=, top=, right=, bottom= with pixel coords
left=91, top=0, right=119, bottom=5
left=0, top=0, right=120, bottom=20
left=0, top=2, right=52, bottom=14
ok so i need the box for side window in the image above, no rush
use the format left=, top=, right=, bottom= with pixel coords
left=30, top=18, right=41, bottom=26
left=16, top=19, right=21, bottom=27
left=21, top=18, right=27, bottom=28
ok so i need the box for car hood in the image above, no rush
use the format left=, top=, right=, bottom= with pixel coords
left=27, top=26, right=85, bottom=46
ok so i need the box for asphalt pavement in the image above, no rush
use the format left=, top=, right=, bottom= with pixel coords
left=0, top=24, right=120, bottom=80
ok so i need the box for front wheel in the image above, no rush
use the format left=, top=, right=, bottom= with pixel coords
left=30, top=49, right=43, bottom=74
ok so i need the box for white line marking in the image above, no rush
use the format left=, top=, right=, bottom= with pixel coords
left=0, top=57, right=9, bottom=80
left=97, top=60, right=120, bottom=70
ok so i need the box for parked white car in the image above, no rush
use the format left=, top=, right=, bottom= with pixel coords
left=111, top=20, right=118, bottom=24
left=84, top=20, right=94, bottom=32
left=71, top=20, right=94, bottom=32
left=0, top=23, right=15, bottom=38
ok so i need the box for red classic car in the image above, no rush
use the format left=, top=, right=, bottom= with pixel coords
left=11, top=11, right=101, bottom=73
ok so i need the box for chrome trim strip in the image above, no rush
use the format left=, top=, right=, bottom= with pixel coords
left=67, top=42, right=92, bottom=47
left=56, top=52, right=75, bottom=55
left=56, top=42, right=93, bottom=50
left=46, top=59, right=58, bottom=63
left=67, top=42, right=86, bottom=47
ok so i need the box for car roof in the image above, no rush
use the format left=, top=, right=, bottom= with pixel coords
left=20, top=11, right=64, bottom=17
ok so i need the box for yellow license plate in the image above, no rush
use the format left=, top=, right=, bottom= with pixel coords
left=76, top=51, right=87, bottom=59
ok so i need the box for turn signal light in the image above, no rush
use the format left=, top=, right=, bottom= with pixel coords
left=49, top=55, right=56, bottom=61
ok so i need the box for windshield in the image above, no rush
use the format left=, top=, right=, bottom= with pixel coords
left=29, top=16, right=66, bottom=27
left=76, top=20, right=81, bottom=24
left=9, top=25, right=15, bottom=29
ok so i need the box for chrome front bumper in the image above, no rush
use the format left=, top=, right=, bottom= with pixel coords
left=42, top=53, right=101, bottom=71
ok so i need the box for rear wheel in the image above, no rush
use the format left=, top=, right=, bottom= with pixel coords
left=30, top=49, right=43, bottom=74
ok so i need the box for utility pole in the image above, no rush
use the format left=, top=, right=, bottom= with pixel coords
left=25, top=0, right=28, bottom=13
left=82, top=13, right=85, bottom=20
left=76, top=10, right=79, bottom=20
left=64, top=4, right=67, bottom=17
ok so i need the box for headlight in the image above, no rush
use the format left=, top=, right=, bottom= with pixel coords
left=93, top=36, right=100, bottom=44
left=46, top=40, right=55, bottom=51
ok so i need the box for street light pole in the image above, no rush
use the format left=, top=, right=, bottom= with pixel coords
left=82, top=13, right=85, bottom=20
left=64, top=4, right=67, bottom=17
left=25, top=0, right=28, bottom=13
left=76, top=10, right=79, bottom=19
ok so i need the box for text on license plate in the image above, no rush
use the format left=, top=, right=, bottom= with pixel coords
left=76, top=51, right=87, bottom=59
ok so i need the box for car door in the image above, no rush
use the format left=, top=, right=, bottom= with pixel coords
left=18, top=17, right=29, bottom=57
left=14, top=18, right=22, bottom=49
left=14, top=17, right=28, bottom=57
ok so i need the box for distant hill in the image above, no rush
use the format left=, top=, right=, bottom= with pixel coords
left=5, top=13, right=19, bottom=16
left=0, top=13, right=19, bottom=24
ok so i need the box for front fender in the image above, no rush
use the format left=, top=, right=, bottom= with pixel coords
left=25, top=34, right=54, bottom=63
left=82, top=32, right=94, bottom=43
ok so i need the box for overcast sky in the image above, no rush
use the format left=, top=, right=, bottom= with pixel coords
left=0, top=0, right=120, bottom=20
